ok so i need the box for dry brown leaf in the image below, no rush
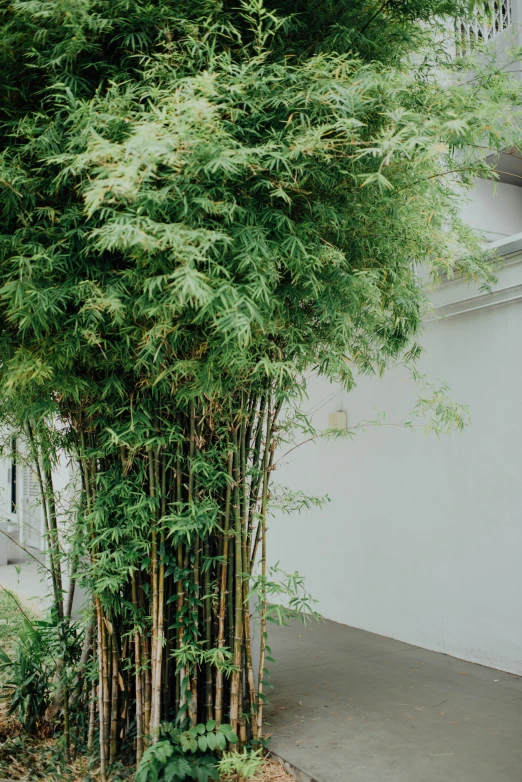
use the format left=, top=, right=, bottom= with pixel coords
left=252, top=756, right=296, bottom=782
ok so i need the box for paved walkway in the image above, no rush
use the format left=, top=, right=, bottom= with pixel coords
left=266, top=618, right=522, bottom=782
left=0, top=536, right=50, bottom=613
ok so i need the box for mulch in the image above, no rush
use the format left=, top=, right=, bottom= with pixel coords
left=253, top=757, right=295, bottom=781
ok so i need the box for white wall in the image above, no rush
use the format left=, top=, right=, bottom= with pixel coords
left=0, top=434, right=76, bottom=556
left=460, top=179, right=522, bottom=242
left=0, top=456, right=11, bottom=523
left=0, top=456, right=11, bottom=565
left=270, top=251, right=522, bottom=675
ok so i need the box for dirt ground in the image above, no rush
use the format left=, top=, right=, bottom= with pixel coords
left=0, top=709, right=295, bottom=782
left=253, top=757, right=295, bottom=782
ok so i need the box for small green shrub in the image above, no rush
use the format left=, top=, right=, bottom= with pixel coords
left=218, top=748, right=264, bottom=781
left=136, top=721, right=238, bottom=782
left=0, top=618, right=51, bottom=732
left=0, top=589, right=36, bottom=652
left=0, top=613, right=83, bottom=735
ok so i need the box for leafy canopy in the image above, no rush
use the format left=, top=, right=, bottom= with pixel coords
left=0, top=0, right=520, bottom=414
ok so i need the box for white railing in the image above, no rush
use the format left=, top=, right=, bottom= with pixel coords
left=456, top=0, right=512, bottom=55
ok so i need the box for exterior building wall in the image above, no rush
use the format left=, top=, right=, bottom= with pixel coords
left=270, top=233, right=522, bottom=675
left=0, top=439, right=75, bottom=557
left=460, top=179, right=522, bottom=241
left=0, top=454, right=12, bottom=565
left=456, top=0, right=522, bottom=74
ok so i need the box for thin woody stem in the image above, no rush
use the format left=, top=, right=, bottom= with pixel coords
left=229, top=425, right=244, bottom=735
left=215, top=450, right=233, bottom=725
left=256, top=395, right=274, bottom=739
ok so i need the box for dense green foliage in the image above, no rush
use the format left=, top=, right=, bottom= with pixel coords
left=0, top=613, right=83, bottom=735
left=0, top=588, right=35, bottom=651
left=2, top=2, right=518, bottom=400
left=136, top=721, right=237, bottom=782
left=0, top=0, right=521, bottom=777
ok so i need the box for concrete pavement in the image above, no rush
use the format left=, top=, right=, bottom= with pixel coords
left=0, top=536, right=50, bottom=613
left=266, top=618, right=522, bottom=782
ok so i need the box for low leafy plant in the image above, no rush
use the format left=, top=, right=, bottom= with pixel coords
left=218, top=748, right=264, bottom=781
left=0, top=612, right=84, bottom=737
left=0, top=588, right=36, bottom=653
left=0, top=733, right=65, bottom=780
left=136, top=721, right=238, bottom=782
left=0, top=618, right=51, bottom=733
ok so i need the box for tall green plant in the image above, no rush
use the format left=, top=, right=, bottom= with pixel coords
left=0, top=0, right=520, bottom=778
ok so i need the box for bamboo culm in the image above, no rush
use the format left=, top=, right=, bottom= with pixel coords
left=35, top=390, right=281, bottom=774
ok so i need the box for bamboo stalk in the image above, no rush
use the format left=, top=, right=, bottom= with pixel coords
left=102, top=616, right=111, bottom=755
left=163, top=575, right=171, bottom=722
left=188, top=405, right=198, bottom=727
left=175, top=443, right=184, bottom=713
left=250, top=398, right=282, bottom=568
left=154, top=530, right=165, bottom=729
left=70, top=615, right=93, bottom=707
left=134, top=562, right=151, bottom=743
left=239, top=666, right=247, bottom=744
left=43, top=462, right=64, bottom=616
left=80, top=427, right=109, bottom=772
left=142, top=634, right=151, bottom=740
left=247, top=398, right=267, bottom=548
left=240, top=404, right=259, bottom=740
left=26, top=423, right=63, bottom=616
left=250, top=446, right=274, bottom=568
left=95, top=597, right=108, bottom=781
left=63, top=680, right=71, bottom=763
left=131, top=573, right=144, bottom=763
left=243, top=605, right=258, bottom=739
left=64, top=550, right=79, bottom=619
left=256, top=396, right=274, bottom=739
left=148, top=447, right=162, bottom=742
left=176, top=541, right=184, bottom=712
left=26, top=423, right=72, bottom=759
left=227, top=532, right=234, bottom=658
left=72, top=393, right=281, bottom=766
left=190, top=614, right=199, bottom=725
left=161, top=452, right=168, bottom=722
left=229, top=426, right=244, bottom=735
left=215, top=450, right=233, bottom=725
left=203, top=537, right=212, bottom=722
left=88, top=679, right=96, bottom=751
left=110, top=624, right=119, bottom=763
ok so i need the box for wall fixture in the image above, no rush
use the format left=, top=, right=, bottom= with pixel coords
left=328, top=410, right=348, bottom=430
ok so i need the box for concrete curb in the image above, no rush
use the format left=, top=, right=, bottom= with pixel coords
left=271, top=750, right=321, bottom=782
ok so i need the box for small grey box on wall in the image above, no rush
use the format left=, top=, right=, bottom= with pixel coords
left=328, top=410, right=347, bottom=430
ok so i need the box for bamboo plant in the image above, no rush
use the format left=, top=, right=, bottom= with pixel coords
left=0, top=0, right=521, bottom=778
